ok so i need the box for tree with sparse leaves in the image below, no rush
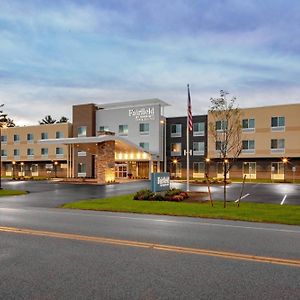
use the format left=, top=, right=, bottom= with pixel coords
left=39, top=115, right=56, bottom=124
left=56, top=116, right=69, bottom=123
left=209, top=90, right=243, bottom=208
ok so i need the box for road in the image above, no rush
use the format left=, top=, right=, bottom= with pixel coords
left=0, top=180, right=300, bottom=299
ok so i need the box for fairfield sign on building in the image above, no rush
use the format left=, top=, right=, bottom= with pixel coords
left=129, top=107, right=155, bottom=121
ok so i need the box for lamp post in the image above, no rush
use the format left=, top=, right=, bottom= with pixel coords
left=20, top=162, right=24, bottom=177
left=282, top=157, right=288, bottom=182
left=54, top=161, right=58, bottom=178
left=205, top=157, right=210, bottom=178
left=12, top=161, right=16, bottom=179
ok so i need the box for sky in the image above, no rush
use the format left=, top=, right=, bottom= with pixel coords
left=1, top=0, right=300, bottom=125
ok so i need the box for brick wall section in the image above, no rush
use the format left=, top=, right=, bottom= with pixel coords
left=72, top=103, right=96, bottom=178
left=96, top=141, right=115, bottom=184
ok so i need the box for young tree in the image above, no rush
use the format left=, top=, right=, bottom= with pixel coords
left=39, top=115, right=56, bottom=124
left=209, top=90, right=243, bottom=208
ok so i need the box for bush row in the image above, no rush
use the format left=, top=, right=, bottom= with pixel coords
left=133, top=188, right=189, bottom=202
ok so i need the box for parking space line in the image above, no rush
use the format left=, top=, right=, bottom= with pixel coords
left=280, top=195, right=287, bottom=205
left=235, top=193, right=250, bottom=203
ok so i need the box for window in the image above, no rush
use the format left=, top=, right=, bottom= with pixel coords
left=27, top=133, right=34, bottom=142
left=41, top=132, right=48, bottom=140
left=193, top=142, right=205, bottom=156
left=41, top=148, right=48, bottom=156
left=242, top=140, right=255, bottom=153
left=56, top=131, right=64, bottom=139
left=119, top=125, right=128, bottom=135
left=139, top=142, right=149, bottom=151
left=27, top=148, right=34, bottom=156
left=271, top=116, right=285, bottom=131
left=193, top=162, right=205, bottom=178
left=13, top=149, right=20, bottom=157
left=271, top=139, right=285, bottom=152
left=1, top=149, right=7, bottom=157
left=215, top=141, right=226, bottom=151
left=1, top=135, right=7, bottom=143
left=14, top=134, right=20, bottom=143
left=171, top=143, right=181, bottom=156
left=171, top=124, right=182, bottom=137
left=271, top=162, right=285, bottom=180
left=216, top=120, right=227, bottom=131
left=170, top=162, right=182, bottom=178
left=193, top=122, right=205, bottom=136
left=78, top=163, right=86, bottom=177
left=56, top=147, right=64, bottom=155
left=139, top=123, right=149, bottom=135
left=99, top=126, right=109, bottom=132
left=242, top=119, right=255, bottom=132
left=243, top=162, right=256, bottom=179
left=78, top=126, right=87, bottom=137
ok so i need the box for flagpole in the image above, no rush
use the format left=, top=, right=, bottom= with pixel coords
left=187, top=84, right=190, bottom=192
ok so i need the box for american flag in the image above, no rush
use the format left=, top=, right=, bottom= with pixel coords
left=187, top=84, right=193, bottom=131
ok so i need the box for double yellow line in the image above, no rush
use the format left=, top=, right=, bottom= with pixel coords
left=1, top=226, right=299, bottom=268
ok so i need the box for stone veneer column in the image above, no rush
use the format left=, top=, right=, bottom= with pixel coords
left=96, top=141, right=115, bottom=184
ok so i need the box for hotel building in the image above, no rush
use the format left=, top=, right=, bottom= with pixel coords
left=40, top=99, right=168, bottom=183
left=1, top=123, right=72, bottom=177
left=1, top=101, right=300, bottom=182
left=207, top=103, right=300, bottom=181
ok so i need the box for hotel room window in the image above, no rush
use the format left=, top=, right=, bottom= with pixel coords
left=139, top=123, right=149, bottom=135
left=171, top=124, right=182, bottom=137
left=271, top=116, right=285, bottom=131
left=77, top=126, right=87, bottom=137
left=119, top=125, right=128, bottom=136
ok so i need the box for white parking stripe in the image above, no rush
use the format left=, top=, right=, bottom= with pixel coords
left=235, top=193, right=250, bottom=203
left=280, top=195, right=287, bottom=205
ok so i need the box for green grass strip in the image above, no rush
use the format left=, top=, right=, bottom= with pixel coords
left=0, top=189, right=28, bottom=196
left=62, top=194, right=300, bottom=226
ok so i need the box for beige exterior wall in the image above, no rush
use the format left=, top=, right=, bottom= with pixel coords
left=1, top=123, right=72, bottom=162
left=208, top=103, right=300, bottom=159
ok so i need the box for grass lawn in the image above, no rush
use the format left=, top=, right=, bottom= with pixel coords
left=0, top=189, right=28, bottom=196
left=62, top=194, right=300, bottom=225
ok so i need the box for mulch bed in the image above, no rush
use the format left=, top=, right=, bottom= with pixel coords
left=184, top=191, right=209, bottom=203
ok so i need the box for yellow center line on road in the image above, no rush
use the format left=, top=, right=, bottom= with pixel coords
left=1, top=226, right=300, bottom=268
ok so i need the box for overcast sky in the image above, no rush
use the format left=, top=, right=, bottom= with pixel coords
left=1, top=0, right=300, bottom=125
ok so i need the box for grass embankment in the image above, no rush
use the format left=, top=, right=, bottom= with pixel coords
left=0, top=189, right=28, bottom=196
left=63, top=194, right=300, bottom=225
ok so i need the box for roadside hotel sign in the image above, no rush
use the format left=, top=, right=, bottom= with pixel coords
left=151, top=172, right=170, bottom=192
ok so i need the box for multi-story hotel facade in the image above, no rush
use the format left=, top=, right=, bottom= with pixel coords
left=166, top=115, right=207, bottom=179
left=1, top=101, right=300, bottom=182
left=1, top=123, right=72, bottom=178
left=207, top=103, right=300, bottom=181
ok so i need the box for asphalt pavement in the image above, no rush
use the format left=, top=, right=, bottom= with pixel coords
left=0, top=179, right=299, bottom=299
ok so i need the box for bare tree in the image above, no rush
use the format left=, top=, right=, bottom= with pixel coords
left=209, top=90, right=243, bottom=207
left=39, top=115, right=56, bottom=124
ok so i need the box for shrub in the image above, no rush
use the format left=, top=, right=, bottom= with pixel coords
left=165, top=188, right=182, bottom=197
left=169, top=195, right=184, bottom=202
left=151, top=194, right=165, bottom=201
left=133, top=189, right=154, bottom=200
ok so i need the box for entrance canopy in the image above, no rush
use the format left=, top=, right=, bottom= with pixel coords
left=40, top=135, right=154, bottom=161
